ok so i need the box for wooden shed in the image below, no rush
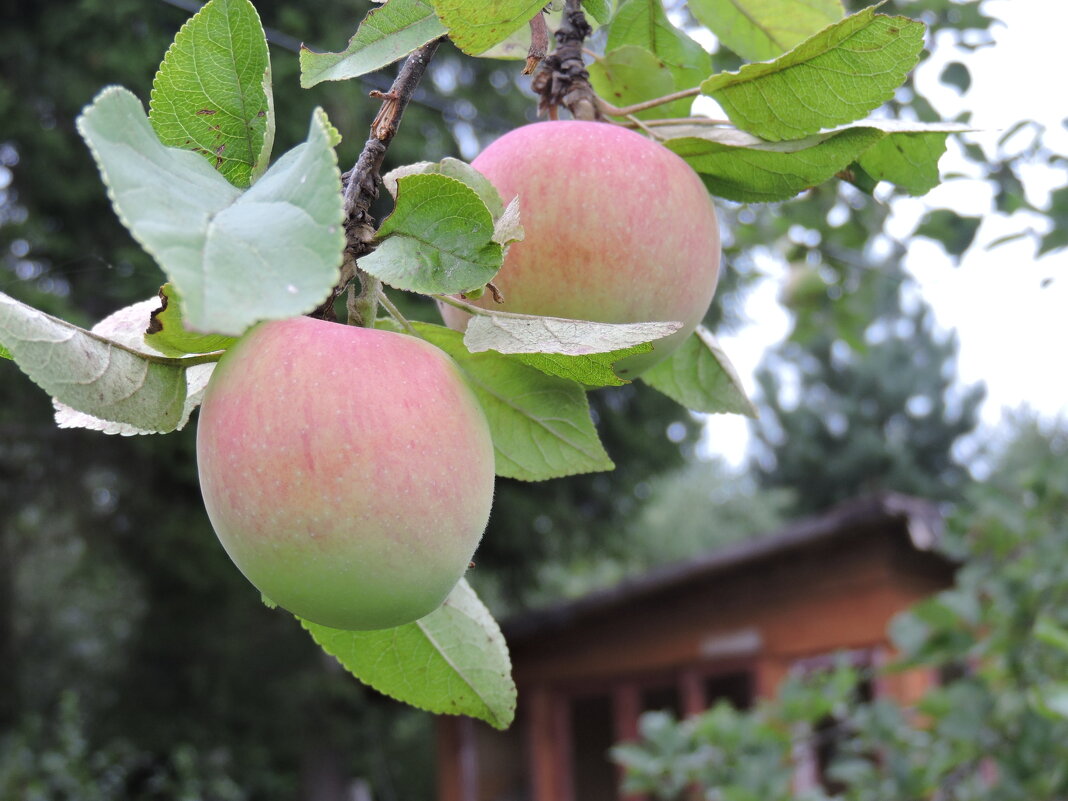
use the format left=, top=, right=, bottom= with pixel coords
left=436, top=493, right=955, bottom=801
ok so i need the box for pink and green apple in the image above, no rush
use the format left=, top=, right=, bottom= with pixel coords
left=438, top=120, right=721, bottom=377
left=196, top=317, right=495, bottom=630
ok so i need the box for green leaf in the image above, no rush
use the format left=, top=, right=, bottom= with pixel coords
left=939, top=60, right=971, bottom=94
left=700, top=8, right=925, bottom=141
left=1029, top=683, right=1068, bottom=721
left=641, top=326, right=756, bottom=416
left=413, top=323, right=614, bottom=480
left=361, top=173, right=504, bottom=295
left=145, top=284, right=238, bottom=357
left=658, top=119, right=966, bottom=202
left=299, top=0, right=447, bottom=88
left=856, top=122, right=962, bottom=195
left=1034, top=616, right=1068, bottom=654
left=0, top=344, right=10, bottom=360
left=0, top=291, right=216, bottom=435
left=914, top=209, right=981, bottom=257
left=383, top=157, right=506, bottom=217
left=513, top=349, right=641, bottom=387
left=1039, top=185, right=1068, bottom=256
left=78, top=87, right=344, bottom=336
left=433, top=0, right=546, bottom=56
left=606, top=0, right=710, bottom=116
left=582, top=0, right=612, bottom=24
left=302, top=580, right=516, bottom=729
left=688, top=0, right=844, bottom=63
left=588, top=46, right=677, bottom=121
left=461, top=308, right=681, bottom=358
left=661, top=125, right=883, bottom=203
left=149, top=0, right=273, bottom=188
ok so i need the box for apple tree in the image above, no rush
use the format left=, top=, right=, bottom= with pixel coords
left=0, top=0, right=969, bottom=731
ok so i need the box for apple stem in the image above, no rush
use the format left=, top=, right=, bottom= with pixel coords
left=595, top=88, right=703, bottom=119
left=376, top=289, right=418, bottom=336
left=347, top=270, right=382, bottom=328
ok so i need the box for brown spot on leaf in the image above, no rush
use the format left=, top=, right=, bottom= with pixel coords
left=196, top=109, right=217, bottom=115
left=146, top=287, right=169, bottom=335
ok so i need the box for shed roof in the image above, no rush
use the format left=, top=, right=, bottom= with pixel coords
left=504, top=493, right=944, bottom=641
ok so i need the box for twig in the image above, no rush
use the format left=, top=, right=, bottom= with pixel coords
left=625, top=114, right=662, bottom=140
left=531, top=0, right=600, bottom=120
left=335, top=37, right=444, bottom=327
left=525, top=12, right=550, bottom=75
left=595, top=87, right=702, bottom=118
left=609, top=116, right=733, bottom=132
left=376, top=289, right=417, bottom=336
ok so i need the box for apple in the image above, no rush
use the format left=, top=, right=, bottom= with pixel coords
left=195, top=316, right=495, bottom=630
left=438, top=120, right=721, bottom=377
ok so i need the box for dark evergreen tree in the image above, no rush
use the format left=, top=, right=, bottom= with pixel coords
left=751, top=272, right=985, bottom=515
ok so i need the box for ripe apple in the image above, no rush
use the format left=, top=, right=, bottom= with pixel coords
left=195, top=316, right=495, bottom=630
left=438, top=120, right=721, bottom=377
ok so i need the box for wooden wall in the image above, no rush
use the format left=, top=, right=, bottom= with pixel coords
left=438, top=518, right=953, bottom=801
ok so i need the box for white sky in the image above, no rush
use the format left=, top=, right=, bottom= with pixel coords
left=699, top=1, right=1068, bottom=466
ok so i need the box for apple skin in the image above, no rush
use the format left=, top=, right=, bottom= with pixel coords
left=195, top=317, right=495, bottom=630
left=438, top=120, right=721, bottom=377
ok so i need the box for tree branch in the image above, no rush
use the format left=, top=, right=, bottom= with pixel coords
left=315, top=38, right=444, bottom=326
left=532, top=0, right=600, bottom=121
left=525, top=12, right=550, bottom=75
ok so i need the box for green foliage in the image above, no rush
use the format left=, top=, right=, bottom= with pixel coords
left=149, top=0, right=274, bottom=187
left=641, top=326, right=757, bottom=416
left=664, top=126, right=884, bottom=203
left=915, top=208, right=983, bottom=257
left=0, top=693, right=245, bottom=801
left=524, top=459, right=792, bottom=602
left=144, top=284, right=238, bottom=358
left=614, top=668, right=860, bottom=801
left=617, top=417, right=1068, bottom=801
left=688, top=0, right=844, bottom=62
left=302, top=580, right=517, bottom=729
left=0, top=291, right=203, bottom=434
left=412, top=322, right=616, bottom=479
left=432, top=0, right=546, bottom=55
left=606, top=0, right=711, bottom=116
left=77, top=89, right=345, bottom=335
left=700, top=7, right=924, bottom=141
left=362, top=172, right=507, bottom=294
left=299, top=0, right=446, bottom=87
left=0, top=0, right=1045, bottom=788
left=588, top=46, right=678, bottom=120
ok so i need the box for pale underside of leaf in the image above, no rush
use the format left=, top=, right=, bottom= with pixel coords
left=51, top=297, right=218, bottom=435
left=301, top=580, right=516, bottom=730
left=463, top=313, right=682, bottom=356
left=78, top=87, right=344, bottom=336
left=0, top=292, right=214, bottom=435
left=299, top=0, right=447, bottom=87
